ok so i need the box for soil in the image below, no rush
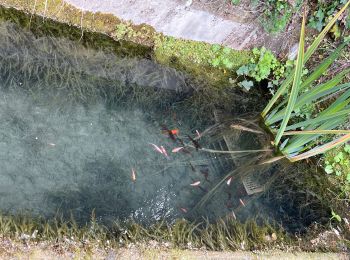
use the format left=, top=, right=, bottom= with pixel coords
left=0, top=238, right=348, bottom=260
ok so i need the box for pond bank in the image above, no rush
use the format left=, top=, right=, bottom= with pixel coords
left=0, top=240, right=348, bottom=260
left=0, top=0, right=298, bottom=53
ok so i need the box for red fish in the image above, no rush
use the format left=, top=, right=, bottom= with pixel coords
left=160, top=146, right=169, bottom=158
left=161, top=125, right=178, bottom=141
left=239, top=198, right=246, bottom=207
left=131, top=168, right=136, bottom=182
left=190, top=181, right=201, bottom=186
left=231, top=211, right=237, bottom=220
left=170, top=129, right=179, bottom=135
left=149, top=143, right=163, bottom=154
left=226, top=177, right=233, bottom=186
left=180, top=207, right=188, bottom=213
left=172, top=147, right=184, bottom=153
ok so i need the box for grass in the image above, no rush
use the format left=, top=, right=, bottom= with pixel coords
left=0, top=212, right=288, bottom=252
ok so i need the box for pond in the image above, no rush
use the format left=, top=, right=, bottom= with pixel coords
left=0, top=14, right=330, bottom=233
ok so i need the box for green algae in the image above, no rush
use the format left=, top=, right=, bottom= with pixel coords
left=154, top=36, right=252, bottom=85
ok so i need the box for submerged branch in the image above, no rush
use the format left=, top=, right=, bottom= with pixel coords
left=186, top=144, right=272, bottom=154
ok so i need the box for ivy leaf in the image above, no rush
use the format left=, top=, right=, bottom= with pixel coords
left=324, top=165, right=334, bottom=174
left=223, top=47, right=231, bottom=54
left=211, top=44, right=221, bottom=52
left=344, top=144, right=350, bottom=154
left=211, top=58, right=220, bottom=67
left=330, top=23, right=341, bottom=40
left=334, top=152, right=344, bottom=163
left=346, top=173, right=350, bottom=183
left=239, top=80, right=254, bottom=91
left=236, top=65, right=249, bottom=76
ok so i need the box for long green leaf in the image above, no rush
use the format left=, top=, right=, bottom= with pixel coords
left=262, top=0, right=350, bottom=117
left=285, top=108, right=350, bottom=130
left=274, top=15, right=305, bottom=145
left=283, top=116, right=347, bottom=154
left=266, top=42, right=349, bottom=122
left=283, top=130, right=350, bottom=135
left=267, top=78, right=350, bottom=125
left=304, top=0, right=350, bottom=62
left=288, top=134, right=350, bottom=162
left=300, top=41, right=349, bottom=90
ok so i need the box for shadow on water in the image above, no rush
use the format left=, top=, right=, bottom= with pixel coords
left=0, top=9, right=333, bottom=235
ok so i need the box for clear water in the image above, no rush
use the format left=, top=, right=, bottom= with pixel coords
left=0, top=21, right=276, bottom=225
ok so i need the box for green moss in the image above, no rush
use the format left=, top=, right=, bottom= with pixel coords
left=0, top=5, right=151, bottom=57
left=154, top=36, right=252, bottom=84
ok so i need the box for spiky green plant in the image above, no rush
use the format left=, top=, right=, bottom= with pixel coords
left=262, top=1, right=350, bottom=162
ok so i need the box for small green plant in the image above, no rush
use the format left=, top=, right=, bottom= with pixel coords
left=236, top=47, right=285, bottom=91
left=309, top=0, right=350, bottom=32
left=324, top=144, right=350, bottom=182
left=256, top=0, right=302, bottom=33
left=331, top=210, right=342, bottom=222
left=231, top=0, right=240, bottom=5
left=209, top=45, right=240, bottom=70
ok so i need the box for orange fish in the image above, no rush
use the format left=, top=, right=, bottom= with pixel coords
left=149, top=143, right=163, bottom=154
left=239, top=198, right=246, bottom=207
left=190, top=181, right=201, bottom=186
left=131, top=168, right=136, bottom=182
left=231, top=211, right=237, bottom=220
left=180, top=207, right=188, bottom=213
left=160, top=146, right=169, bottom=158
left=172, top=147, right=184, bottom=153
left=170, top=129, right=179, bottom=135
left=226, top=177, right=233, bottom=186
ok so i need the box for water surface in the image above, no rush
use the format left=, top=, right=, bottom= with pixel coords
left=0, top=20, right=278, bottom=225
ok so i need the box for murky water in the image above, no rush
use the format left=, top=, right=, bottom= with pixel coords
left=0, top=20, right=283, bottom=226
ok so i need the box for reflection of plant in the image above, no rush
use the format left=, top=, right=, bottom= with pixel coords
left=262, top=1, right=350, bottom=162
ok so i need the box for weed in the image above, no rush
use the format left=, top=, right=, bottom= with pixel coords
left=324, top=144, right=350, bottom=199
left=309, top=0, right=350, bottom=33
left=253, top=0, right=302, bottom=33
left=154, top=36, right=252, bottom=84
left=236, top=47, right=285, bottom=91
